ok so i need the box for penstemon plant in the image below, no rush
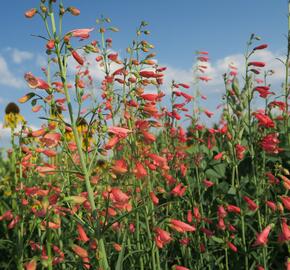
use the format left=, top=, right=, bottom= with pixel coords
left=0, top=0, right=290, bottom=270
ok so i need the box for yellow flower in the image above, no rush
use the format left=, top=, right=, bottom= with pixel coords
left=3, top=102, right=25, bottom=129
left=76, top=117, right=94, bottom=149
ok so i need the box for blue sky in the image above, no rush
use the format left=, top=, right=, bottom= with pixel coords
left=0, top=1, right=288, bottom=144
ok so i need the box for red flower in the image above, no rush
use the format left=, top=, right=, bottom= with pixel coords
left=204, top=109, right=214, bottom=118
left=227, top=205, right=241, bottom=214
left=77, top=224, right=89, bottom=243
left=134, top=162, right=147, bottom=179
left=281, top=218, right=290, bottom=241
left=235, top=144, right=246, bottom=160
left=25, top=258, right=37, bottom=270
left=261, top=133, right=282, bottom=154
left=203, top=179, right=214, bottom=188
left=139, top=71, right=163, bottom=78
left=243, top=196, right=259, bottom=211
left=253, top=224, right=273, bottom=246
left=227, top=241, right=238, bottom=252
left=218, top=205, right=227, bottom=218
left=154, top=227, right=172, bottom=248
left=108, top=126, right=131, bottom=138
left=280, top=196, right=290, bottom=210
left=214, top=152, right=223, bottom=160
left=24, top=72, right=50, bottom=90
left=46, top=39, right=55, bottom=50
left=170, top=219, right=196, bottom=233
left=254, top=112, right=275, bottom=128
left=198, top=76, right=212, bottom=82
left=253, top=44, right=268, bottom=51
left=149, top=191, right=159, bottom=205
left=174, top=266, right=190, bottom=270
left=197, top=56, right=209, bottom=62
left=71, top=50, right=84, bottom=65
left=171, top=183, right=187, bottom=197
left=266, top=201, right=277, bottom=212
left=248, top=61, right=266, bottom=67
left=178, top=83, right=190, bottom=89
left=72, top=244, right=88, bottom=258
left=104, top=136, right=119, bottom=150
left=254, top=86, right=274, bottom=98
left=140, top=93, right=159, bottom=102
left=0, top=210, right=13, bottom=221
left=69, top=28, right=94, bottom=39
left=111, top=159, right=128, bottom=174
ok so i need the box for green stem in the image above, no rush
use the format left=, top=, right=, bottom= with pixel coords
left=48, top=5, right=110, bottom=269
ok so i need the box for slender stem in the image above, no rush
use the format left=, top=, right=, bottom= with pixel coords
left=48, top=4, right=110, bottom=269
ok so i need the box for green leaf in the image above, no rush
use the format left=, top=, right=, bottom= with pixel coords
left=227, top=186, right=237, bottom=195
left=211, top=236, right=224, bottom=244
left=205, top=168, right=221, bottom=179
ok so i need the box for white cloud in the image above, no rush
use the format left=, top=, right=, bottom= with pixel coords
left=10, top=48, right=33, bottom=64
left=0, top=55, right=24, bottom=88
left=36, top=54, right=47, bottom=67
left=65, top=48, right=287, bottom=98
left=159, top=49, right=287, bottom=95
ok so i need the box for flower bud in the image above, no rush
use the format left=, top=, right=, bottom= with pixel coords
left=46, top=40, right=55, bottom=50
left=25, top=8, right=37, bottom=18
left=40, top=5, right=47, bottom=13
left=68, top=6, right=80, bottom=16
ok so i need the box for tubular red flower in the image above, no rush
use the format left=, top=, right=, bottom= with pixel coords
left=108, top=126, right=131, bottom=138
left=227, top=205, right=241, bottom=214
left=254, top=112, right=275, bottom=128
left=149, top=191, right=159, bottom=205
left=243, top=196, right=259, bottom=211
left=253, top=224, right=273, bottom=246
left=280, top=196, right=290, bottom=210
left=174, top=266, right=190, bottom=270
left=171, top=183, right=187, bottom=197
left=253, top=44, right=268, bottom=51
left=71, top=244, right=88, bottom=258
left=254, top=86, right=274, bottom=98
left=24, top=72, right=50, bottom=90
left=134, top=162, right=147, bottom=179
left=154, top=227, right=172, bottom=248
left=69, top=28, right=94, bottom=39
left=227, top=241, right=238, bottom=252
left=170, top=219, right=196, bottom=233
left=248, top=61, right=266, bottom=67
left=71, top=50, right=84, bottom=65
left=235, top=144, right=246, bottom=160
left=261, top=133, right=282, bottom=154
left=77, top=223, right=89, bottom=243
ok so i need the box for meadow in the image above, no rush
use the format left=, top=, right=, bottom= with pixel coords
left=0, top=1, right=290, bottom=269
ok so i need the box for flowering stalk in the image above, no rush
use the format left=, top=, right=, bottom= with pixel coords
left=46, top=3, right=109, bottom=269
